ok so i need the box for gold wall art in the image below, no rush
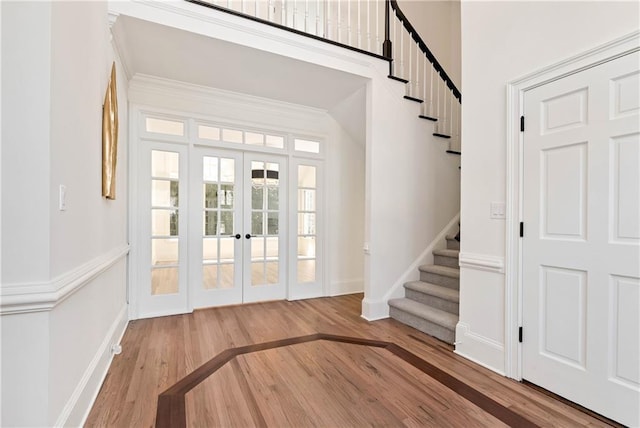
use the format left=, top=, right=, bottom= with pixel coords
left=102, top=62, right=119, bottom=199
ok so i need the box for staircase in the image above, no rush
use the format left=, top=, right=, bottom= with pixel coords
left=389, top=233, right=459, bottom=344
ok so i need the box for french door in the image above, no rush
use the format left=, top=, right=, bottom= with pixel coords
left=189, top=148, right=287, bottom=308
left=138, top=144, right=287, bottom=316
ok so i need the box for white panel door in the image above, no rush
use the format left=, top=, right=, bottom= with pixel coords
left=522, top=51, right=639, bottom=426
left=138, top=143, right=189, bottom=318
left=243, top=153, right=288, bottom=303
left=189, top=149, right=244, bottom=308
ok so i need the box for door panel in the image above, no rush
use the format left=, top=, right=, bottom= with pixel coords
left=522, top=51, right=639, bottom=426
left=138, top=143, right=189, bottom=318
left=243, top=153, right=287, bottom=302
left=190, top=149, right=243, bottom=308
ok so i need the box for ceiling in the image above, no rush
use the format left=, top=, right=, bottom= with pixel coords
left=112, top=15, right=368, bottom=111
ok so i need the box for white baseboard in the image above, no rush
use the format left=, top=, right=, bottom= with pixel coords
left=55, top=305, right=129, bottom=427
left=361, top=213, right=460, bottom=321
left=454, top=322, right=505, bottom=376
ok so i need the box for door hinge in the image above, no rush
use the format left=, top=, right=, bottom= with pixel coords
left=520, top=116, right=525, bottom=132
left=519, top=327, right=523, bottom=343
left=519, top=222, right=524, bottom=237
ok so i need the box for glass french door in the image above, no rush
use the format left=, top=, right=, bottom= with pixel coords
left=189, top=148, right=287, bottom=309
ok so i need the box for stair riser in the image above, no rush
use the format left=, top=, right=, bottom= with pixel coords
left=434, top=255, right=459, bottom=269
left=446, top=238, right=460, bottom=251
left=420, top=272, right=459, bottom=290
left=389, top=307, right=455, bottom=344
left=405, top=289, right=459, bottom=315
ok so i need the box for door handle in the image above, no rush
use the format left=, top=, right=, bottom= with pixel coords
left=245, top=234, right=252, bottom=239
left=234, top=234, right=241, bottom=240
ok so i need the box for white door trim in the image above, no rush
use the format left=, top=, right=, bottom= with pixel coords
left=504, top=30, right=640, bottom=380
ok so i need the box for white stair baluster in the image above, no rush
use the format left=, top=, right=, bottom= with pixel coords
left=347, top=0, right=352, bottom=46
left=337, top=0, right=342, bottom=43
left=423, top=56, right=427, bottom=115
left=414, top=41, right=420, bottom=100
left=375, top=0, right=380, bottom=55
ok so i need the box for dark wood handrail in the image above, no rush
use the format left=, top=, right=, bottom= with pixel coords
left=386, top=0, right=461, bottom=102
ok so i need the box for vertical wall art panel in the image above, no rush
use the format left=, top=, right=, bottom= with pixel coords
left=102, top=62, right=118, bottom=199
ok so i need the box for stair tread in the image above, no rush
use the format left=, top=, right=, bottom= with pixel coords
left=433, top=248, right=460, bottom=258
left=389, top=298, right=458, bottom=329
left=419, top=264, right=460, bottom=278
left=445, top=234, right=459, bottom=241
left=404, top=281, right=459, bottom=302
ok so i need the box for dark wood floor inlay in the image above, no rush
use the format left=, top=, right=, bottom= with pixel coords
left=155, top=333, right=537, bottom=428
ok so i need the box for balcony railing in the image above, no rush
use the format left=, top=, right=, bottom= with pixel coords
left=187, top=0, right=461, bottom=153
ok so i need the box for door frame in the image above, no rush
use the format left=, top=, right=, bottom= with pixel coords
left=504, top=31, right=639, bottom=380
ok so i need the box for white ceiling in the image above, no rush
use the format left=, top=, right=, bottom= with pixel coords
left=113, top=16, right=368, bottom=111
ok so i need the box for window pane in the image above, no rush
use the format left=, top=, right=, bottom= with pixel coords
left=252, top=212, right=264, bottom=236
left=220, top=158, right=235, bottom=183
left=265, top=135, right=284, bottom=148
left=251, top=237, right=265, bottom=260
left=297, top=260, right=316, bottom=283
left=252, top=186, right=264, bottom=210
left=204, top=211, right=218, bottom=236
left=152, top=151, right=179, bottom=179
left=245, top=132, right=264, bottom=146
left=203, top=238, right=217, bottom=262
left=266, top=237, right=279, bottom=258
left=294, top=138, right=320, bottom=153
left=152, top=267, right=179, bottom=295
left=251, top=161, right=265, bottom=185
left=219, top=211, right=233, bottom=236
left=266, top=262, right=279, bottom=284
left=151, top=238, right=178, bottom=266
left=203, top=157, right=218, bottom=182
left=202, top=264, right=218, bottom=289
left=220, top=184, right=234, bottom=208
left=199, top=125, right=220, bottom=141
left=219, top=238, right=234, bottom=262
left=268, top=186, right=279, bottom=210
left=298, top=189, right=316, bottom=211
left=298, top=213, right=316, bottom=235
left=267, top=213, right=279, bottom=235
left=152, top=180, right=179, bottom=207
left=152, top=209, right=178, bottom=236
left=146, top=118, right=184, bottom=136
left=298, top=165, right=316, bottom=188
left=204, top=183, right=218, bottom=208
left=251, top=262, right=265, bottom=286
left=219, top=264, right=234, bottom=288
left=297, top=236, right=316, bottom=258
left=222, top=128, right=243, bottom=143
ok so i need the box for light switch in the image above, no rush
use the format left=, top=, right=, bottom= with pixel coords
left=59, top=185, right=66, bottom=211
left=490, top=202, right=505, bottom=219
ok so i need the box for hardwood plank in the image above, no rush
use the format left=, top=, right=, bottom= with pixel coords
left=86, top=294, right=616, bottom=427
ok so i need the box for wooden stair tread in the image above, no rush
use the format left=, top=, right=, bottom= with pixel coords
left=389, top=298, right=458, bottom=330
left=404, top=281, right=459, bottom=303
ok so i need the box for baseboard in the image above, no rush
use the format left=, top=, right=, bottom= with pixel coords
left=330, top=279, right=363, bottom=296
left=361, top=296, right=390, bottom=321
left=55, top=305, right=129, bottom=427
left=362, top=213, right=460, bottom=321
left=454, top=322, right=505, bottom=376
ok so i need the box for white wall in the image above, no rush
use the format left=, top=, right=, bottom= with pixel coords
left=458, top=1, right=640, bottom=373
left=1, top=1, right=129, bottom=426
left=398, top=0, right=461, bottom=88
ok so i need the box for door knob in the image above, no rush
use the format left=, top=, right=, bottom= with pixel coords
left=234, top=234, right=241, bottom=239
left=245, top=234, right=252, bottom=239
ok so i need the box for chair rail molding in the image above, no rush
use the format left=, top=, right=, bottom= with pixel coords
left=0, top=245, right=130, bottom=315
left=458, top=252, right=504, bottom=274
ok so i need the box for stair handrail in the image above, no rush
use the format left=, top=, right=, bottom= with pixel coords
left=384, top=0, right=461, bottom=102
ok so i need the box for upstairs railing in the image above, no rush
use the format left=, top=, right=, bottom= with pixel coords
left=187, top=0, right=461, bottom=153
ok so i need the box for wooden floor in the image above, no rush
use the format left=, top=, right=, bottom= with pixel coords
left=86, top=294, right=615, bottom=427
